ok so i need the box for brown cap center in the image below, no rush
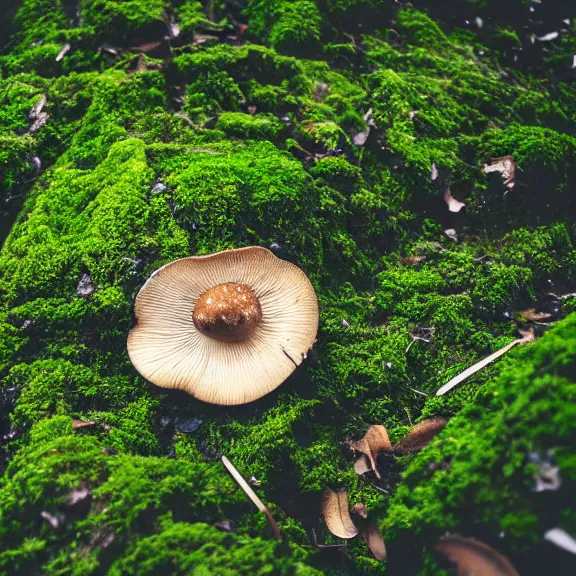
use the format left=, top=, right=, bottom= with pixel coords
left=192, top=282, right=262, bottom=342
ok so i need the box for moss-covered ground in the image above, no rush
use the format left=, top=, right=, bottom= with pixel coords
left=0, top=1, right=575, bottom=574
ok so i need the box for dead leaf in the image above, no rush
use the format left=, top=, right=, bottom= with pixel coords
left=362, top=523, right=387, bottom=561
left=444, top=186, right=466, bottom=213
left=56, top=43, right=71, bottom=62
left=354, top=455, right=371, bottom=475
left=436, top=328, right=535, bottom=396
left=537, top=31, right=559, bottom=42
left=431, top=163, right=439, bottom=181
left=544, top=528, right=576, bottom=555
left=65, top=487, right=91, bottom=507
left=29, top=94, right=46, bottom=119
left=519, top=308, right=552, bottom=322
left=214, top=519, right=233, bottom=532
left=41, top=511, right=65, bottom=529
left=346, top=425, right=392, bottom=479
left=321, top=489, right=358, bottom=539
left=353, top=109, right=375, bottom=146
left=72, top=420, right=98, bottom=429
left=444, top=228, right=458, bottom=241
left=393, top=418, right=448, bottom=454
left=483, top=156, right=516, bottom=189
left=401, top=255, right=426, bottom=265
left=29, top=112, right=49, bottom=133
left=436, top=534, right=520, bottom=576
left=221, top=455, right=280, bottom=540
left=350, top=503, right=387, bottom=561
left=193, top=33, right=220, bottom=45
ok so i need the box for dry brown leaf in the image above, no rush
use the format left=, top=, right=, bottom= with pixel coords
left=362, top=523, right=387, bottom=561
left=221, top=456, right=280, bottom=540
left=483, top=156, right=516, bottom=189
left=444, top=186, right=466, bottom=213
left=401, top=255, right=426, bottom=265
left=520, top=308, right=552, bottom=322
left=436, top=534, right=519, bottom=576
left=350, top=503, right=387, bottom=562
left=354, top=455, right=371, bottom=475
left=346, top=425, right=392, bottom=479
left=436, top=328, right=535, bottom=396
left=544, top=528, right=576, bottom=555
left=72, top=420, right=98, bottom=429
left=393, top=418, right=448, bottom=454
left=321, top=489, right=358, bottom=539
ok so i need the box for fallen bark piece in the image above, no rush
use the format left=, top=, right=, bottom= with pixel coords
left=321, top=489, right=358, bottom=539
left=346, top=425, right=392, bottom=479
left=393, top=418, right=448, bottom=454
left=436, top=328, right=534, bottom=396
left=221, top=455, right=280, bottom=540
left=483, top=156, right=516, bottom=189
left=436, top=534, right=520, bottom=576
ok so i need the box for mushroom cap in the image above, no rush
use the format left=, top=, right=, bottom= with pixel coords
left=127, top=246, right=318, bottom=405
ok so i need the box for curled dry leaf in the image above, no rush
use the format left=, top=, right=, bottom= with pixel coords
left=72, top=420, right=98, bottom=429
left=436, top=534, right=519, bottom=576
left=544, top=528, right=576, bottom=555
left=483, top=156, right=516, bottom=189
left=444, top=228, right=458, bottom=241
left=431, top=163, right=439, bottom=181
left=221, top=456, right=280, bottom=540
left=346, top=425, right=392, bottom=479
left=321, top=489, right=358, bottom=539
left=401, top=255, right=426, bottom=265
left=444, top=186, right=466, bottom=213
left=393, top=418, right=448, bottom=455
left=436, top=328, right=535, bottom=396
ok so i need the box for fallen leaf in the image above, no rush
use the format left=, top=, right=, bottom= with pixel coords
left=483, top=156, right=516, bottom=189
left=346, top=425, right=392, bottom=479
left=321, top=489, right=358, bottom=539
left=436, top=328, right=535, bottom=396
left=56, top=43, right=71, bottom=62
left=65, top=487, right=91, bottom=507
left=350, top=503, right=387, bottom=561
left=29, top=112, right=49, bottom=133
left=444, top=186, right=466, bottom=213
left=214, top=519, right=233, bottom=532
left=436, top=535, right=520, bottom=576
left=544, top=528, right=576, bottom=555
left=444, top=228, right=458, bottom=241
left=362, top=523, right=387, bottom=561
left=401, top=255, right=426, bottom=265
left=353, top=109, right=375, bottom=146
left=76, top=273, right=95, bottom=297
left=72, top=420, right=98, bottom=429
left=41, top=511, right=65, bottom=529
left=431, top=163, right=439, bottom=181
left=519, top=308, right=552, bottom=322
left=537, top=31, right=559, bottom=42
left=393, top=418, right=448, bottom=454
left=221, top=455, right=280, bottom=539
left=193, top=33, right=220, bottom=45
left=354, top=455, right=371, bottom=475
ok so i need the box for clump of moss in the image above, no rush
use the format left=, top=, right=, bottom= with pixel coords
left=383, top=313, right=576, bottom=575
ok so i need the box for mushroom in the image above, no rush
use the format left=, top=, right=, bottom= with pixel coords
left=127, top=247, right=318, bottom=405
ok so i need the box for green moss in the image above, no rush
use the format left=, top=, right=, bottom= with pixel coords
left=383, top=314, right=576, bottom=574
left=216, top=112, right=284, bottom=140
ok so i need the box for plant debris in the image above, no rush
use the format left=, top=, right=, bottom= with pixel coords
left=321, top=489, right=358, bottom=539
left=55, top=43, right=71, bottom=62
left=436, top=534, right=520, bottom=576
left=393, top=418, right=448, bottom=455
left=436, top=328, right=535, bottom=396
left=431, top=163, right=439, bottom=181
left=444, top=186, right=466, bottom=213
left=221, top=455, right=280, bottom=540
left=519, top=308, right=553, bottom=322
left=444, top=228, right=458, bottom=241
left=345, top=425, right=392, bottom=479
left=544, top=528, right=576, bottom=555
left=353, top=109, right=375, bottom=146
left=76, top=273, right=95, bottom=297
left=529, top=450, right=561, bottom=492
left=483, top=156, right=516, bottom=189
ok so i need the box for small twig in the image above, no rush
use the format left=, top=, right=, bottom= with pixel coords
left=221, top=456, right=281, bottom=540
left=407, top=386, right=429, bottom=397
